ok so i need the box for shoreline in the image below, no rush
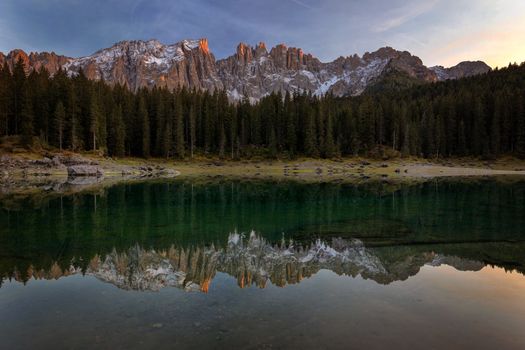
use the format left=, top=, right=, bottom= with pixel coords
left=2, top=152, right=525, bottom=196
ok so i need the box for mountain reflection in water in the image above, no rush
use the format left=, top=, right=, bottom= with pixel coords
left=5, top=232, right=518, bottom=292
left=2, top=178, right=525, bottom=350
left=1, top=178, right=525, bottom=292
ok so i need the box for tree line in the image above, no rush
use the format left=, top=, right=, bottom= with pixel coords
left=1, top=59, right=524, bottom=159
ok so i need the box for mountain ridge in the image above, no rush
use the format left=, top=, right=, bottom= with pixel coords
left=0, top=38, right=491, bottom=101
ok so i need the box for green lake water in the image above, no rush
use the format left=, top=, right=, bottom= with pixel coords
left=1, top=178, right=525, bottom=349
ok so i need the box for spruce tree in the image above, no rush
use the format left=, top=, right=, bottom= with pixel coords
left=473, top=96, right=489, bottom=157
left=154, top=94, right=166, bottom=156
left=516, top=93, right=525, bottom=158
left=189, top=105, right=196, bottom=159
left=138, top=96, right=150, bottom=158
left=284, top=92, right=296, bottom=157
left=89, top=94, right=102, bottom=151
left=268, top=127, right=277, bottom=158
left=54, top=101, right=66, bottom=151
left=109, top=104, right=126, bottom=157
left=20, top=82, right=34, bottom=146
left=218, top=115, right=226, bottom=158
left=323, top=107, right=337, bottom=158
left=66, top=85, right=81, bottom=150
left=174, top=96, right=185, bottom=158
left=12, top=58, right=27, bottom=135
left=0, top=63, right=9, bottom=136
left=302, top=104, right=318, bottom=157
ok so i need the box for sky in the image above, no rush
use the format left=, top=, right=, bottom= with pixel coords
left=1, top=0, right=524, bottom=68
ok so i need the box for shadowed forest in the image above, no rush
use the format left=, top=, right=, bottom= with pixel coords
left=1, top=60, right=525, bottom=159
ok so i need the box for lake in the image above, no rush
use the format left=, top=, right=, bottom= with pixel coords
left=1, top=178, right=525, bottom=349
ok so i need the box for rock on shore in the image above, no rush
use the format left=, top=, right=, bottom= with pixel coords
left=67, top=165, right=103, bottom=177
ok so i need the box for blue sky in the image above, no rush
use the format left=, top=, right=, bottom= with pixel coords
left=1, top=0, right=524, bottom=67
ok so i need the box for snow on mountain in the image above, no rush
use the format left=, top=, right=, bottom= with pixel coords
left=0, top=39, right=491, bottom=102
left=430, top=61, right=491, bottom=81
left=2, top=232, right=488, bottom=292
left=61, top=38, right=222, bottom=91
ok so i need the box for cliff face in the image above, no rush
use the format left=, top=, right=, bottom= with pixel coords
left=0, top=49, right=71, bottom=75
left=63, top=39, right=223, bottom=92
left=0, top=39, right=491, bottom=101
left=216, top=44, right=443, bottom=100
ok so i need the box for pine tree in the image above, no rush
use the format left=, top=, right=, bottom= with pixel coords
left=203, top=95, right=214, bottom=153
left=162, top=110, right=172, bottom=158
left=174, top=96, right=185, bottom=158
left=349, top=114, right=360, bottom=156
left=219, top=119, right=226, bottom=158
left=20, top=82, right=34, bottom=146
left=375, top=103, right=385, bottom=146
left=491, top=92, right=503, bottom=156
left=12, top=58, right=26, bottom=135
left=268, top=127, right=277, bottom=158
left=54, top=101, right=66, bottom=151
left=89, top=93, right=102, bottom=151
left=0, top=63, right=10, bottom=136
left=323, top=106, right=337, bottom=158
left=138, top=96, right=150, bottom=157
left=229, top=107, right=237, bottom=159
left=358, top=97, right=375, bottom=152
left=189, top=105, right=196, bottom=159
left=516, top=93, right=525, bottom=158
left=109, top=104, right=126, bottom=157
left=33, top=68, right=51, bottom=144
left=284, top=92, right=297, bottom=157
left=154, top=93, right=166, bottom=156
left=473, top=96, right=489, bottom=157
left=66, top=84, right=81, bottom=150
left=445, top=97, right=457, bottom=157
left=402, top=123, right=410, bottom=156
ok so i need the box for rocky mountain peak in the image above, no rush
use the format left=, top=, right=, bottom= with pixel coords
left=197, top=38, right=210, bottom=55
left=430, top=60, right=491, bottom=80
left=255, top=42, right=268, bottom=58
left=0, top=48, right=70, bottom=75
left=61, top=38, right=222, bottom=91
left=6, top=49, right=31, bottom=72
left=1, top=39, right=492, bottom=101
left=235, top=42, right=253, bottom=65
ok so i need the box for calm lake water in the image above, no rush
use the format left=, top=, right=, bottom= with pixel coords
left=1, top=178, right=525, bottom=349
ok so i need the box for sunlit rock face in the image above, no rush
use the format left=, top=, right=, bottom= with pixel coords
left=63, top=39, right=223, bottom=92
left=0, top=39, right=490, bottom=101
left=0, top=49, right=71, bottom=75
left=2, top=232, right=487, bottom=292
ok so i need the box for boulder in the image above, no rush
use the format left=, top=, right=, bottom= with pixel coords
left=67, top=165, right=103, bottom=177
left=52, top=156, right=62, bottom=166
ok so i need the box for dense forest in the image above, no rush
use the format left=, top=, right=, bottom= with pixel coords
left=0, top=59, right=524, bottom=159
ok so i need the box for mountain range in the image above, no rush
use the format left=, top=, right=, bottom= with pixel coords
left=0, top=38, right=491, bottom=102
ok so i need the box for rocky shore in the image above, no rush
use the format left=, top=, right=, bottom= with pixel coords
left=2, top=151, right=525, bottom=196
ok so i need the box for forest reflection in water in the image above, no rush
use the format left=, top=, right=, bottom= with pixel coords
left=1, top=177, right=524, bottom=291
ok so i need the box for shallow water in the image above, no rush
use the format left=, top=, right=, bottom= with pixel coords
left=1, top=178, right=525, bottom=349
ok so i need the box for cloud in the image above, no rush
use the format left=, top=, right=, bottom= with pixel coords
left=288, top=0, right=314, bottom=10
left=0, top=0, right=524, bottom=68
left=374, top=0, right=440, bottom=32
